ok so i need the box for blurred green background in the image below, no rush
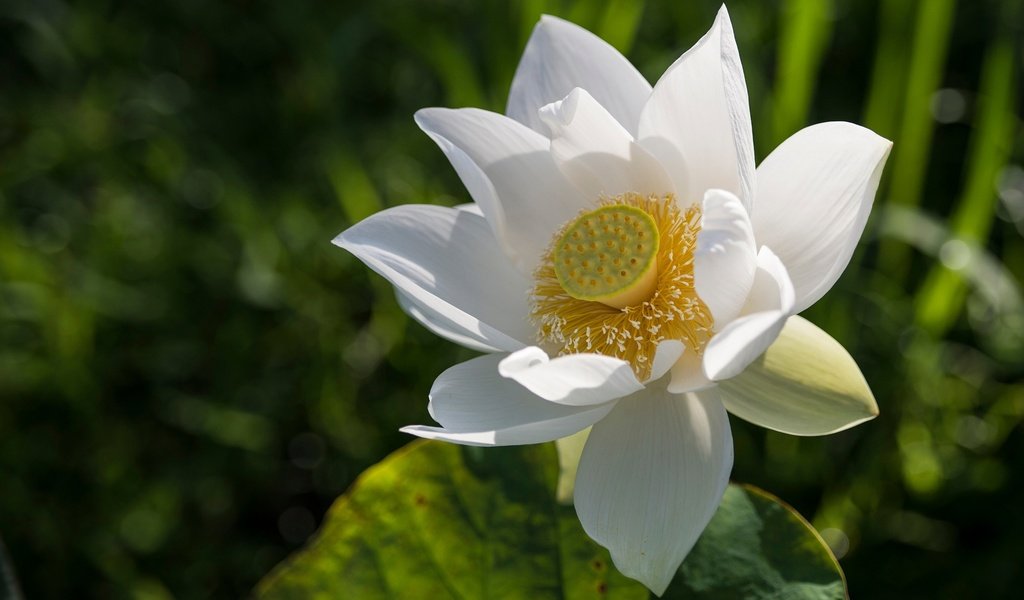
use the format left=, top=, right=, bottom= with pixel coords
left=1, top=0, right=1022, bottom=597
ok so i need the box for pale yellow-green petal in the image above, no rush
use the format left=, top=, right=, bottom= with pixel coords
left=719, top=315, right=879, bottom=436
left=555, top=427, right=591, bottom=504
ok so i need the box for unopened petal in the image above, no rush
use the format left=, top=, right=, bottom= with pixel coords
left=719, top=315, right=879, bottom=435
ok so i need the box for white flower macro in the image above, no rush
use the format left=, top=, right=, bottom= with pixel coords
left=335, top=6, right=891, bottom=596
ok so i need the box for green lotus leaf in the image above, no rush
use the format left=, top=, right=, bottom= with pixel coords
left=256, top=441, right=845, bottom=599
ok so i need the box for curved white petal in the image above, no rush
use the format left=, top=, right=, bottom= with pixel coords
left=719, top=315, right=879, bottom=435
left=647, top=339, right=686, bottom=383
left=498, top=347, right=644, bottom=406
left=507, top=15, right=652, bottom=135
left=668, top=348, right=715, bottom=394
left=694, top=189, right=757, bottom=326
left=334, top=204, right=533, bottom=352
left=574, top=387, right=733, bottom=595
left=394, top=289, right=498, bottom=353
left=703, top=246, right=796, bottom=381
left=638, top=6, right=754, bottom=211
left=752, top=122, right=892, bottom=312
left=415, top=107, right=588, bottom=271
left=454, top=202, right=484, bottom=216
left=540, top=88, right=675, bottom=199
left=401, top=354, right=615, bottom=447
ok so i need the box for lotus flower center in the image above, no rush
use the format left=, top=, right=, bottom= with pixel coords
left=531, top=192, right=714, bottom=381
left=552, top=205, right=660, bottom=309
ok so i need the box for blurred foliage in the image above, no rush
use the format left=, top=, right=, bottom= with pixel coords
left=1, top=536, right=24, bottom=600
left=0, top=0, right=1022, bottom=598
left=257, top=441, right=845, bottom=600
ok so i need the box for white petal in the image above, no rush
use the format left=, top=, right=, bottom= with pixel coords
left=334, top=204, right=532, bottom=352
left=496, top=341, right=681, bottom=406
left=401, top=353, right=615, bottom=447
left=719, top=315, right=879, bottom=435
left=507, top=15, right=651, bottom=135
left=574, top=388, right=733, bottom=595
left=454, top=202, right=484, bottom=216
left=694, top=189, right=757, bottom=326
left=498, top=347, right=644, bottom=406
left=647, top=339, right=685, bottom=383
left=668, top=348, right=714, bottom=394
left=752, top=122, right=892, bottom=312
left=637, top=6, right=755, bottom=211
left=540, top=88, right=675, bottom=199
left=703, top=246, right=796, bottom=381
left=415, top=108, right=588, bottom=271
left=394, top=289, right=498, bottom=353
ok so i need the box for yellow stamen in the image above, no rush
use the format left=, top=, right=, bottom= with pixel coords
left=531, top=193, right=714, bottom=381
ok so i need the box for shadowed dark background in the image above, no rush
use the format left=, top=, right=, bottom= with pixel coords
left=1, top=0, right=1022, bottom=597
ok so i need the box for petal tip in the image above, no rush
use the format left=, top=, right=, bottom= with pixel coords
left=866, top=394, right=881, bottom=418
left=645, top=339, right=685, bottom=383
left=538, top=87, right=585, bottom=132
left=637, top=568, right=675, bottom=597
left=497, top=346, right=550, bottom=378
left=714, top=3, right=732, bottom=22
left=412, top=107, right=439, bottom=127
left=537, top=13, right=564, bottom=26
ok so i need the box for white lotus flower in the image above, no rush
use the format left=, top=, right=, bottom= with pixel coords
left=335, top=6, right=890, bottom=595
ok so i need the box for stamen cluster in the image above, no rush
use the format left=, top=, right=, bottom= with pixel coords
left=531, top=193, right=714, bottom=380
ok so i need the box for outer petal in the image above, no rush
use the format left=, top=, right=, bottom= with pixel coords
left=507, top=15, right=652, bottom=135
left=694, top=189, right=757, bottom=326
left=401, top=354, right=615, bottom=447
left=752, top=122, right=892, bottom=312
left=574, top=388, right=733, bottom=595
left=415, top=107, right=588, bottom=271
left=637, top=6, right=755, bottom=211
left=703, top=246, right=796, bottom=381
left=334, top=204, right=532, bottom=352
left=540, top=88, right=675, bottom=199
left=719, top=315, right=879, bottom=435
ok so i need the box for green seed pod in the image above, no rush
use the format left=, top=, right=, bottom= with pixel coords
left=553, top=204, right=660, bottom=309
